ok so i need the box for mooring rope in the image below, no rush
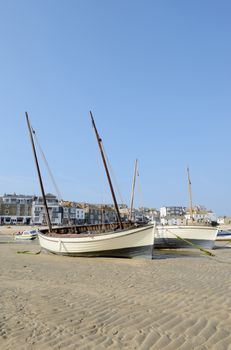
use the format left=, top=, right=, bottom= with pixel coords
left=17, top=250, right=41, bottom=255
left=165, top=227, right=215, bottom=257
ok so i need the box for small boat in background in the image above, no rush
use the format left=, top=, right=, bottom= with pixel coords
left=15, top=229, right=38, bottom=240
left=216, top=228, right=231, bottom=241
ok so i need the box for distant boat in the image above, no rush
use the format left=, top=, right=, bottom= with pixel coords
left=15, top=229, right=38, bottom=241
left=25, top=111, right=155, bottom=259
left=216, top=228, right=231, bottom=241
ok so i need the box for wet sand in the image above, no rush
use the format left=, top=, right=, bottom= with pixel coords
left=0, top=227, right=231, bottom=349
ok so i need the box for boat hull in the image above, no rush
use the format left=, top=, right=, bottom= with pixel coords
left=216, top=230, right=231, bottom=241
left=38, top=224, right=155, bottom=259
left=15, top=234, right=37, bottom=240
left=155, top=225, right=218, bottom=249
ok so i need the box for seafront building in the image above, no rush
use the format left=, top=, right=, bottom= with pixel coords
left=185, top=205, right=217, bottom=223
left=160, top=205, right=217, bottom=225
left=0, top=194, right=117, bottom=225
left=31, top=194, right=62, bottom=225
left=81, top=203, right=117, bottom=224
left=160, top=206, right=186, bottom=225
left=141, top=207, right=160, bottom=223
left=0, top=193, right=218, bottom=226
left=160, top=206, right=187, bottom=218
left=60, top=201, right=85, bottom=225
left=0, top=193, right=33, bottom=225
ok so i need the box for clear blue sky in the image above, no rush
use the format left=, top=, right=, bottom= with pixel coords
left=0, top=0, right=230, bottom=216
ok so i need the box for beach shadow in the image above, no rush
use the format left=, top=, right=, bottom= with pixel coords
left=213, top=244, right=231, bottom=250
left=153, top=249, right=204, bottom=259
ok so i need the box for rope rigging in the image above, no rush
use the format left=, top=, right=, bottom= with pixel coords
left=31, top=127, right=63, bottom=202
left=136, top=165, right=144, bottom=219
left=101, top=143, right=126, bottom=208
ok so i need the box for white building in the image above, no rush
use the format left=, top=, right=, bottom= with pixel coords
left=185, top=210, right=217, bottom=223
left=160, top=216, right=187, bottom=226
left=160, top=206, right=186, bottom=218
left=0, top=194, right=33, bottom=224
left=61, top=203, right=85, bottom=225
left=31, top=194, right=62, bottom=225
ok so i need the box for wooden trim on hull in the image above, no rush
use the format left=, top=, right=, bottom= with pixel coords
left=41, top=245, right=154, bottom=259
left=154, top=238, right=215, bottom=250
left=39, top=222, right=134, bottom=235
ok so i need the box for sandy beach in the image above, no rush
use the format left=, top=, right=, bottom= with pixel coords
left=0, top=227, right=231, bottom=350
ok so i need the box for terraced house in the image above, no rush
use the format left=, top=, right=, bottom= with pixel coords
left=0, top=193, right=33, bottom=224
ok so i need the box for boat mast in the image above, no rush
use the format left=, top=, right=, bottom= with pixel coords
left=25, top=112, right=52, bottom=233
left=90, top=111, right=123, bottom=229
left=187, top=166, right=193, bottom=220
left=129, top=159, right=138, bottom=221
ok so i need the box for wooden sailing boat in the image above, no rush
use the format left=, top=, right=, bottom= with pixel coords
left=154, top=167, right=218, bottom=249
left=26, top=111, right=155, bottom=258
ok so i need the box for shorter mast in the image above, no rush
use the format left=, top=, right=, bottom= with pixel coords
left=25, top=112, right=52, bottom=233
left=90, top=111, right=123, bottom=229
left=129, top=159, right=138, bottom=221
left=187, top=166, right=193, bottom=220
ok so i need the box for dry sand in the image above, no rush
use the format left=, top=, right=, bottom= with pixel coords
left=0, top=226, right=231, bottom=350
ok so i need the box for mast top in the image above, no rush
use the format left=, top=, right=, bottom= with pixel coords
left=90, top=110, right=123, bottom=230
left=25, top=111, right=52, bottom=233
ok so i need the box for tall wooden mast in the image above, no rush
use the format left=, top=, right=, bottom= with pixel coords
left=129, top=159, right=138, bottom=221
left=25, top=112, right=52, bottom=233
left=187, top=166, right=193, bottom=219
left=90, top=111, right=123, bottom=229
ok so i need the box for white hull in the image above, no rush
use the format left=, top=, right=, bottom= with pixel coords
left=216, top=230, right=231, bottom=241
left=15, top=234, right=37, bottom=240
left=155, top=225, right=218, bottom=249
left=15, top=229, right=38, bottom=241
left=38, top=224, right=155, bottom=259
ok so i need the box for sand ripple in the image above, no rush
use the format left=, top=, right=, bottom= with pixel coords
left=0, top=242, right=231, bottom=349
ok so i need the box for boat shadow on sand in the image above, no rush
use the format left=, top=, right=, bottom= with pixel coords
left=0, top=237, right=225, bottom=260
left=213, top=242, right=231, bottom=250
left=153, top=249, right=215, bottom=259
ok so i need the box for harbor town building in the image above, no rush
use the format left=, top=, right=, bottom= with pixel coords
left=0, top=194, right=33, bottom=225
left=0, top=193, right=218, bottom=227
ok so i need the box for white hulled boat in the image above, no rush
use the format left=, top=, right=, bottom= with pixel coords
left=15, top=229, right=38, bottom=241
left=38, top=223, right=155, bottom=258
left=153, top=167, right=218, bottom=250
left=216, top=228, right=231, bottom=241
left=26, top=111, right=155, bottom=259
left=154, top=225, right=218, bottom=249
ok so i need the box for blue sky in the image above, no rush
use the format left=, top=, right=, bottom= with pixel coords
left=0, top=0, right=230, bottom=215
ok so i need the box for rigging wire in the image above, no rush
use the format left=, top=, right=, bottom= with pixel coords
left=31, top=127, right=63, bottom=202
left=101, top=143, right=126, bottom=207
left=129, top=159, right=138, bottom=221
left=136, top=165, right=144, bottom=217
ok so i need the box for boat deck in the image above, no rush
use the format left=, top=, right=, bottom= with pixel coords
left=39, top=222, right=143, bottom=238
